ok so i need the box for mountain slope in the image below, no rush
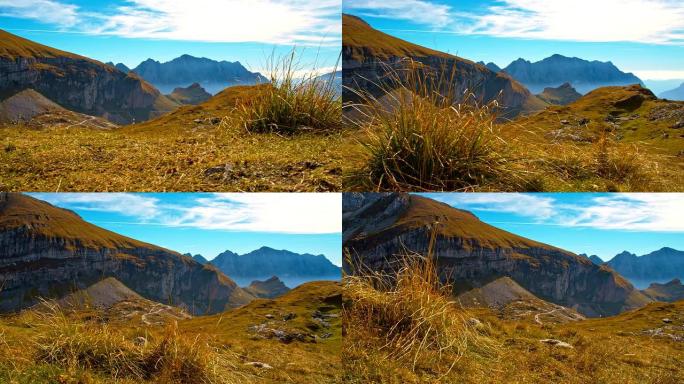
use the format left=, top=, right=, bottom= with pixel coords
left=503, top=54, right=643, bottom=94
left=642, top=279, right=684, bottom=302
left=0, top=193, right=253, bottom=314
left=0, top=29, right=178, bottom=124
left=106, top=62, right=131, bottom=73
left=660, top=82, right=684, bottom=101
left=132, top=54, right=267, bottom=94
left=343, top=193, right=651, bottom=317
left=342, top=14, right=546, bottom=117
left=0, top=88, right=64, bottom=122
left=537, top=82, right=582, bottom=105
left=607, top=248, right=684, bottom=287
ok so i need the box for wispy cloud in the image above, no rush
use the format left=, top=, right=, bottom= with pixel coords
left=345, top=0, right=684, bottom=45
left=30, top=193, right=341, bottom=235
left=431, top=193, right=684, bottom=232
left=0, top=0, right=341, bottom=45
left=426, top=193, right=555, bottom=219
left=0, top=0, right=78, bottom=26
left=344, top=0, right=452, bottom=27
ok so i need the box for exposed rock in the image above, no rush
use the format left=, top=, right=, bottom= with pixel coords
left=540, top=339, right=573, bottom=349
left=244, top=361, right=273, bottom=369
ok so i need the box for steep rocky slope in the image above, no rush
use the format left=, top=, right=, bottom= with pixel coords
left=342, top=14, right=546, bottom=117
left=0, top=193, right=253, bottom=314
left=502, top=54, right=643, bottom=94
left=343, top=193, right=651, bottom=317
left=0, top=29, right=178, bottom=124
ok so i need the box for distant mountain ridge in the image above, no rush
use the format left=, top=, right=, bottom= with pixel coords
left=660, top=82, right=684, bottom=101
left=209, top=246, right=341, bottom=287
left=168, top=83, right=212, bottom=105
left=132, top=54, right=267, bottom=94
left=537, top=82, right=582, bottom=105
left=502, top=54, right=643, bottom=94
left=606, top=248, right=684, bottom=288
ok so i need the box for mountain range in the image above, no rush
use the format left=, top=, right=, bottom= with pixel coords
left=342, top=14, right=547, bottom=118
left=131, top=54, right=267, bottom=94
left=0, top=29, right=179, bottom=124
left=605, top=248, right=684, bottom=288
left=343, top=193, right=652, bottom=317
left=660, top=82, right=684, bottom=101
left=209, top=246, right=341, bottom=287
left=500, top=54, right=643, bottom=94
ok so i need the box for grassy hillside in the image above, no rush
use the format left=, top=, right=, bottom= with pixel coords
left=0, top=281, right=341, bottom=384
left=344, top=259, right=684, bottom=383
left=0, top=83, right=350, bottom=191
left=0, top=29, right=89, bottom=61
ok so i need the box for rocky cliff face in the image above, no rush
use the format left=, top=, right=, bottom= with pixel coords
left=132, top=54, right=267, bottom=94
left=0, top=193, right=253, bottom=314
left=502, top=54, right=643, bottom=94
left=0, top=30, right=177, bottom=124
left=342, top=15, right=545, bottom=117
left=343, top=193, right=651, bottom=317
left=244, top=276, right=291, bottom=299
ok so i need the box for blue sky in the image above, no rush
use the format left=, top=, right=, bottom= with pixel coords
left=421, top=193, right=684, bottom=262
left=28, top=193, right=342, bottom=266
left=343, top=0, right=684, bottom=87
left=0, top=0, right=340, bottom=73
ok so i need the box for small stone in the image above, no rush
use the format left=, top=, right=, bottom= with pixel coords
left=193, top=118, right=202, bottom=124
left=283, top=312, right=296, bottom=321
left=560, top=119, right=570, bottom=125
left=210, top=117, right=222, bottom=125
left=265, top=314, right=275, bottom=319
left=540, top=339, right=573, bottom=349
left=662, top=318, right=672, bottom=323
left=244, top=361, right=273, bottom=369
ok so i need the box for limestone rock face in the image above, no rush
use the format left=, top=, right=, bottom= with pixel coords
left=0, top=29, right=177, bottom=124
left=0, top=193, right=252, bottom=314
left=343, top=193, right=651, bottom=317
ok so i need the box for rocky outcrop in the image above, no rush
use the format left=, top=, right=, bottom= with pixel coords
left=343, top=193, right=651, bottom=317
left=245, top=276, right=291, bottom=299
left=477, top=61, right=502, bottom=73
left=132, top=54, right=267, bottom=94
left=342, top=14, right=546, bottom=118
left=168, top=83, right=212, bottom=105
left=0, top=29, right=178, bottom=124
left=106, top=62, right=131, bottom=73
left=502, top=54, right=643, bottom=94
left=0, top=193, right=253, bottom=314
left=537, top=82, right=582, bottom=105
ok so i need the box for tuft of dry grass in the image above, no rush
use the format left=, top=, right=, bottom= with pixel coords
left=233, top=50, right=341, bottom=134
left=344, top=60, right=528, bottom=191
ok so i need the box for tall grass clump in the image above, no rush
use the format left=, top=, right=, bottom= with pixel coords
left=345, top=59, right=514, bottom=191
left=235, top=50, right=341, bottom=134
left=343, top=232, right=495, bottom=379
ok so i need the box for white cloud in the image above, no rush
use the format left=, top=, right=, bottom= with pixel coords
left=30, top=193, right=160, bottom=218
left=344, top=0, right=452, bottom=27
left=1, top=0, right=340, bottom=45
left=632, top=70, right=684, bottom=80
left=30, top=193, right=341, bottom=235
left=435, top=193, right=684, bottom=232
left=172, top=193, right=341, bottom=234
left=564, top=194, right=684, bottom=232
left=345, top=0, right=684, bottom=45
left=426, top=193, right=555, bottom=219
left=0, top=0, right=78, bottom=26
